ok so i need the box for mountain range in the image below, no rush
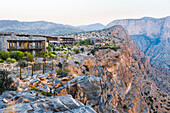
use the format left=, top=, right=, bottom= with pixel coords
left=0, top=20, right=105, bottom=35
left=106, top=16, right=170, bottom=70
left=0, top=20, right=83, bottom=35
left=77, top=23, right=105, bottom=31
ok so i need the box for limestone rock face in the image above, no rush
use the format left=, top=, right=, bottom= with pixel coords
left=64, top=25, right=169, bottom=112
left=106, top=16, right=170, bottom=70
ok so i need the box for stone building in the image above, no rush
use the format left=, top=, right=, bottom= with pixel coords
left=0, top=33, right=47, bottom=55
left=46, top=36, right=75, bottom=46
left=0, top=32, right=75, bottom=55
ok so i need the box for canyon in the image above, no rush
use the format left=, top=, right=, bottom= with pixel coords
left=106, top=16, right=170, bottom=70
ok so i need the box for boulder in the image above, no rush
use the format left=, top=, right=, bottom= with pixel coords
left=38, top=74, right=50, bottom=80
left=23, top=76, right=31, bottom=82
left=0, top=103, right=33, bottom=113
left=43, top=84, right=50, bottom=92
left=29, top=78, right=40, bottom=86
left=51, top=78, right=62, bottom=89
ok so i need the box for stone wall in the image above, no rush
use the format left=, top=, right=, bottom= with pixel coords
left=0, top=36, right=7, bottom=51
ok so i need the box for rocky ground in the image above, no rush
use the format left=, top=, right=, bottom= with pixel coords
left=0, top=91, right=95, bottom=113
left=0, top=25, right=169, bottom=113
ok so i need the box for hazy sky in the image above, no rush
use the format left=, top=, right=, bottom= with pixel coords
left=0, top=0, right=169, bottom=26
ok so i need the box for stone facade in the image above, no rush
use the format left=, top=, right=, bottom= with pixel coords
left=0, top=36, right=7, bottom=51
left=0, top=33, right=47, bottom=53
left=0, top=33, right=75, bottom=54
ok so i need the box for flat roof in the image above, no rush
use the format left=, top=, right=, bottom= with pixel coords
left=0, top=32, right=74, bottom=39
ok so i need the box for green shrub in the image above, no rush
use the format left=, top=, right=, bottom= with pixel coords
left=112, top=46, right=120, bottom=51
left=67, top=57, right=71, bottom=60
left=56, top=48, right=63, bottom=51
left=73, top=48, right=80, bottom=54
left=46, top=92, right=52, bottom=96
left=74, top=61, right=79, bottom=64
left=29, top=87, right=39, bottom=91
left=10, top=51, right=24, bottom=60
left=23, top=56, right=27, bottom=60
left=61, top=44, right=66, bottom=48
left=24, top=52, right=34, bottom=62
left=123, top=105, right=128, bottom=110
left=80, top=48, right=84, bottom=52
left=52, top=52, right=57, bottom=55
left=68, top=47, right=71, bottom=50
left=87, top=53, right=90, bottom=55
left=0, top=51, right=9, bottom=60
left=10, top=58, right=16, bottom=63
left=79, top=39, right=94, bottom=46
left=47, top=46, right=52, bottom=51
left=65, top=68, right=71, bottom=72
left=56, top=68, right=62, bottom=74
left=43, top=52, right=49, bottom=58
left=84, top=65, right=89, bottom=71
left=35, top=51, right=44, bottom=57
left=41, top=92, right=46, bottom=96
left=6, top=58, right=16, bottom=63
left=27, top=53, right=34, bottom=62
left=0, top=70, right=17, bottom=94
left=6, top=58, right=11, bottom=63
left=56, top=68, right=70, bottom=77
left=58, top=62, right=63, bottom=68
left=41, top=92, right=52, bottom=96
left=91, top=49, right=95, bottom=55
left=53, top=46, right=57, bottom=51
left=50, top=54, right=56, bottom=58
left=0, top=59, right=4, bottom=63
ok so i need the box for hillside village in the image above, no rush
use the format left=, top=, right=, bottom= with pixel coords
left=0, top=26, right=169, bottom=113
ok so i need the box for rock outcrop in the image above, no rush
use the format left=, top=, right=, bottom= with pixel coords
left=0, top=91, right=96, bottom=113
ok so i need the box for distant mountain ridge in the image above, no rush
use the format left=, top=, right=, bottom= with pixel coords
left=77, top=23, right=105, bottom=31
left=0, top=20, right=83, bottom=35
left=106, top=16, right=170, bottom=70
left=0, top=20, right=106, bottom=35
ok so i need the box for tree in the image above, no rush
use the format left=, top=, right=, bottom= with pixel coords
left=18, top=60, right=27, bottom=79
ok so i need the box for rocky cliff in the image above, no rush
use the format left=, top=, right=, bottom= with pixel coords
left=63, top=26, right=169, bottom=112
left=106, top=16, right=170, bottom=70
